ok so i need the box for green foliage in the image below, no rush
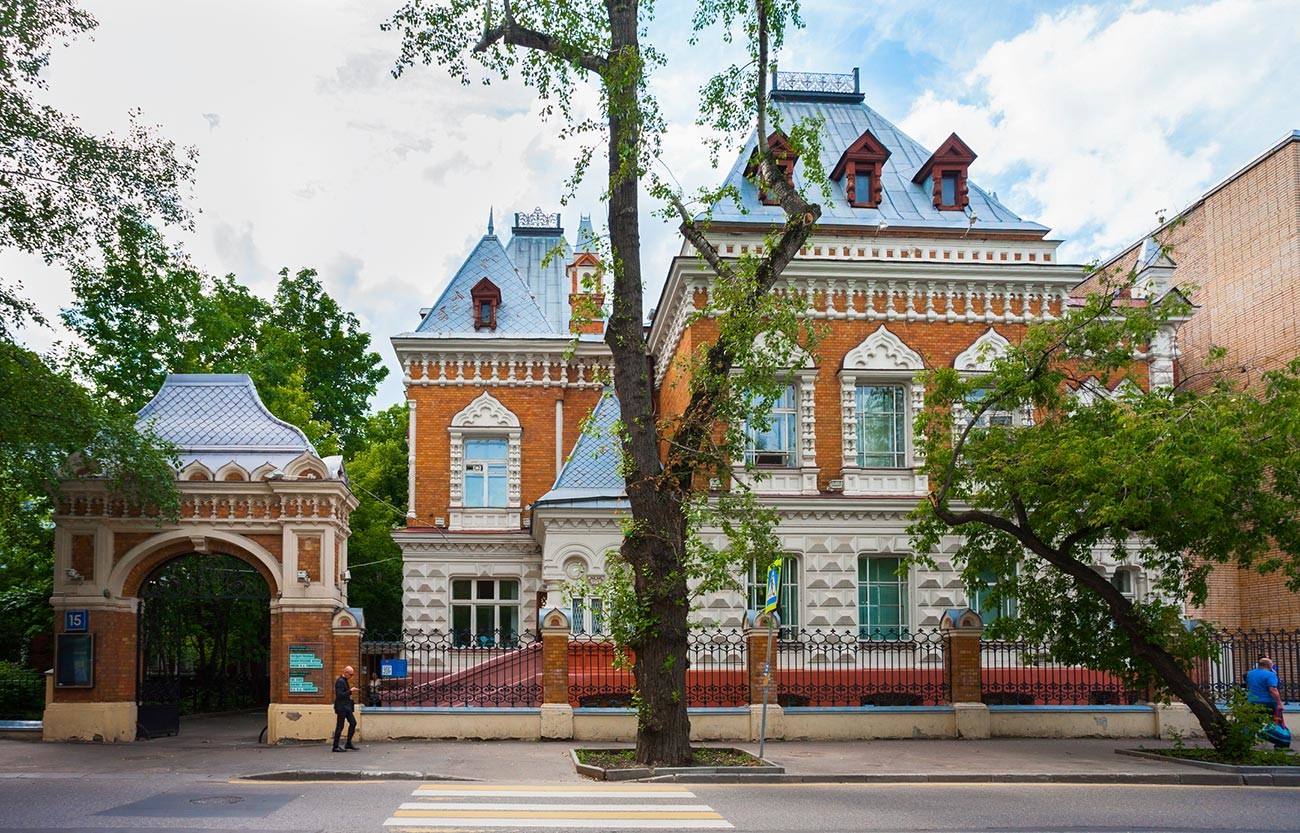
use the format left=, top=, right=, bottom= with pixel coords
left=910, top=267, right=1300, bottom=751
left=0, top=659, right=44, bottom=719
left=62, top=224, right=387, bottom=456
left=0, top=0, right=195, bottom=270
left=1217, top=687, right=1277, bottom=762
left=342, top=405, right=409, bottom=633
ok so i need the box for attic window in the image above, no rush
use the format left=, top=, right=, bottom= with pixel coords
left=744, top=131, right=798, bottom=206
left=911, top=132, right=976, bottom=212
left=831, top=129, right=890, bottom=208
left=470, top=277, right=502, bottom=332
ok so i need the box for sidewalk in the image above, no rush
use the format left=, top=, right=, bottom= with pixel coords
left=0, top=713, right=1292, bottom=786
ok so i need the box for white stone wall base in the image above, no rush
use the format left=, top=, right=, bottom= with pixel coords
left=952, top=702, right=991, bottom=739
left=539, top=704, right=574, bottom=739
left=268, top=704, right=360, bottom=744
left=42, top=701, right=136, bottom=743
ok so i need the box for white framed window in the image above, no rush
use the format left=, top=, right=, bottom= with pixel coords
left=463, top=438, right=508, bottom=508
left=448, top=392, right=522, bottom=530
left=956, top=387, right=1015, bottom=432
left=840, top=326, right=925, bottom=496
left=1111, top=567, right=1139, bottom=602
left=858, top=556, right=909, bottom=638
left=746, top=555, right=800, bottom=635
left=952, top=329, right=1032, bottom=435
left=969, top=569, right=1017, bottom=626
left=855, top=384, right=907, bottom=467
left=569, top=596, right=606, bottom=636
left=451, top=578, right=520, bottom=646
left=745, top=385, right=799, bottom=467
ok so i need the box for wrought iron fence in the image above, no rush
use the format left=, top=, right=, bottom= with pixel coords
left=773, top=628, right=948, bottom=707
left=0, top=662, right=43, bottom=721
left=980, top=641, right=1142, bottom=705
left=1194, top=629, right=1300, bottom=703
left=568, top=629, right=749, bottom=708
left=362, top=630, right=542, bottom=708
left=774, top=71, right=858, bottom=95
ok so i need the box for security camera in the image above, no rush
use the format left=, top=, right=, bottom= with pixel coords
left=65, top=568, right=84, bottom=581
left=296, top=569, right=310, bottom=584
left=343, top=569, right=352, bottom=582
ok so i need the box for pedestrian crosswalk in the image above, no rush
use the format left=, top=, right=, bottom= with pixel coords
left=383, top=782, right=733, bottom=829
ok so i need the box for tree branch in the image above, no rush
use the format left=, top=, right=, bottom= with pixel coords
left=474, top=0, right=609, bottom=75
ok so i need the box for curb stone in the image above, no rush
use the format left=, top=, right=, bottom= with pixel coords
left=238, top=770, right=470, bottom=782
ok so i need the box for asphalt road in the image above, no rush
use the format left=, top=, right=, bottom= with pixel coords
left=1, top=775, right=1298, bottom=833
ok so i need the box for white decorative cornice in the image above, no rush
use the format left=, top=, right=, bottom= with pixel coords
left=647, top=257, right=1081, bottom=388
left=954, top=327, right=1011, bottom=371
left=842, top=324, right=924, bottom=371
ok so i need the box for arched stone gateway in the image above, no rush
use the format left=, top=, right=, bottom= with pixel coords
left=45, top=375, right=361, bottom=743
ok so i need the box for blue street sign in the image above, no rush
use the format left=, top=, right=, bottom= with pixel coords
left=380, top=659, right=408, bottom=678
left=64, top=610, right=88, bottom=633
left=764, top=558, right=782, bottom=614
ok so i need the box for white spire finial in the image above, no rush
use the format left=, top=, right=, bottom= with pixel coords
left=487, top=207, right=495, bottom=236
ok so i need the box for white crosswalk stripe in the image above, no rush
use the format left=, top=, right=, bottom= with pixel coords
left=383, top=782, right=733, bottom=830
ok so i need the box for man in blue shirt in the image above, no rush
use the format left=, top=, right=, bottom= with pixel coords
left=1245, top=656, right=1282, bottom=715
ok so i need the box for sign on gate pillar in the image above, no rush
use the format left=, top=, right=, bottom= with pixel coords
left=288, top=643, right=325, bottom=695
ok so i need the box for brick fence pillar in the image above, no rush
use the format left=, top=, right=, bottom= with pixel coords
left=744, top=610, right=784, bottom=742
left=941, top=608, right=990, bottom=738
left=538, top=607, right=573, bottom=739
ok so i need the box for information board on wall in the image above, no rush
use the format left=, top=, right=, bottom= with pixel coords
left=56, top=633, right=94, bottom=687
left=287, top=643, right=325, bottom=695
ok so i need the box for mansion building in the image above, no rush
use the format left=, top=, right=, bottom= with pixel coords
left=391, top=72, right=1180, bottom=640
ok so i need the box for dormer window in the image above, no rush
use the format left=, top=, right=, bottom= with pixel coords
left=745, top=130, right=798, bottom=206
left=831, top=129, right=890, bottom=208
left=911, top=132, right=977, bottom=211
left=470, top=277, right=501, bottom=332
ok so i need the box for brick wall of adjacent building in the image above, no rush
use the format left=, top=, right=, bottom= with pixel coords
left=1098, top=137, right=1300, bottom=628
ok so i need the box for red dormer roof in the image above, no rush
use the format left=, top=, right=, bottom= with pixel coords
left=910, top=132, right=977, bottom=185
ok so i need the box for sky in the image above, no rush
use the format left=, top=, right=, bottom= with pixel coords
left=7, top=0, right=1299, bottom=408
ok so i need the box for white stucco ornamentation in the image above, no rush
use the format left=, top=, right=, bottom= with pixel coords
left=452, top=391, right=522, bottom=428
left=953, top=327, right=1011, bottom=371
left=842, top=325, right=924, bottom=371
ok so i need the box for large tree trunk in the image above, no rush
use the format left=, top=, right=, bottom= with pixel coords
left=602, top=0, right=693, bottom=767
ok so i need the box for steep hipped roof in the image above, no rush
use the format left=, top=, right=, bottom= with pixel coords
left=135, top=374, right=338, bottom=476
left=710, top=93, right=1047, bottom=234
left=414, top=231, right=555, bottom=337
left=534, top=389, right=627, bottom=508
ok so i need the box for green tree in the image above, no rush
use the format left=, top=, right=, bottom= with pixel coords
left=0, top=0, right=194, bottom=666
left=0, top=0, right=195, bottom=273
left=387, top=0, right=823, bottom=764
left=909, top=271, right=1300, bottom=758
left=342, top=404, right=409, bottom=634
left=63, top=229, right=388, bottom=455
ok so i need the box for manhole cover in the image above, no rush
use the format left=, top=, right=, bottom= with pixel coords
left=190, top=796, right=244, bottom=806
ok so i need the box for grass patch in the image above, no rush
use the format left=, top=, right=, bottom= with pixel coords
left=1147, top=747, right=1299, bottom=767
left=575, top=747, right=766, bottom=770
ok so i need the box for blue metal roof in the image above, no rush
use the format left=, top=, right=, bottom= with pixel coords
left=505, top=208, right=572, bottom=333
left=137, top=374, right=312, bottom=452
left=535, top=389, right=628, bottom=507
left=709, top=98, right=1047, bottom=234
left=414, top=231, right=556, bottom=337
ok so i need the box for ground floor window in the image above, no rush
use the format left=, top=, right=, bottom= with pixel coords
left=451, top=578, right=520, bottom=646
left=569, top=596, right=606, bottom=636
left=969, top=569, right=1017, bottom=626
left=858, top=556, right=908, bottom=638
left=747, top=555, right=800, bottom=635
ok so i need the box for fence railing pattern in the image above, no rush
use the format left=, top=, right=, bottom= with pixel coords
left=980, top=641, right=1142, bottom=705
left=362, top=630, right=542, bottom=708
left=774, top=628, right=948, bottom=707
left=0, top=664, right=43, bottom=721
left=358, top=628, right=1300, bottom=711
left=568, top=629, right=749, bottom=708
left=1194, top=629, right=1300, bottom=703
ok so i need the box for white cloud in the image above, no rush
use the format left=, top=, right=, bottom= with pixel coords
left=901, top=0, right=1300, bottom=260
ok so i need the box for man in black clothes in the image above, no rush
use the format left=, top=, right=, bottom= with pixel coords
left=332, top=665, right=360, bottom=752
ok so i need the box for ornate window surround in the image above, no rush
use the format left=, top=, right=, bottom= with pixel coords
left=448, top=392, right=522, bottom=530
left=951, top=328, right=1034, bottom=430
left=838, top=324, right=927, bottom=497
left=731, top=339, right=819, bottom=496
